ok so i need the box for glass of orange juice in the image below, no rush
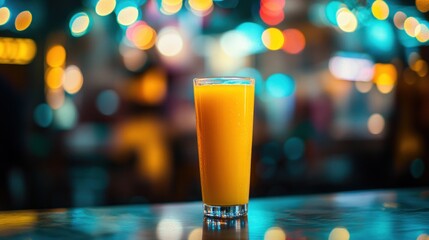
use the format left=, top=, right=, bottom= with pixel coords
left=194, top=77, right=254, bottom=218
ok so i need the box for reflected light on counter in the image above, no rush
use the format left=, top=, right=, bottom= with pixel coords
left=46, top=89, right=65, bottom=110
left=188, top=0, right=213, bottom=16
left=96, top=90, right=119, bottom=116
left=368, top=113, right=385, bottom=135
left=45, top=67, right=64, bottom=90
left=416, top=0, right=429, bottom=13
left=156, top=27, right=183, bottom=57
left=69, top=12, right=91, bottom=37
left=373, top=63, right=396, bottom=94
left=336, top=8, right=358, bottom=32
left=96, top=0, right=116, bottom=16
left=328, top=53, right=374, bottom=81
left=393, top=11, right=406, bottom=29
left=266, top=73, right=295, bottom=98
left=264, top=227, right=286, bottom=240
left=15, top=11, right=32, bottom=31
left=0, top=7, right=10, bottom=25
left=329, top=227, right=350, bottom=240
left=262, top=28, right=284, bottom=51
left=161, top=0, right=183, bottom=15
left=120, top=44, right=147, bottom=71
left=139, top=68, right=167, bottom=104
left=404, top=17, right=419, bottom=37
left=34, top=103, right=53, bottom=128
left=187, top=227, right=202, bottom=240
left=282, top=28, right=305, bottom=54
left=46, top=45, right=66, bottom=67
left=54, top=97, right=78, bottom=130
left=126, top=21, right=156, bottom=50
left=117, top=5, right=139, bottom=26
left=157, top=219, right=183, bottom=240
left=371, top=0, right=389, bottom=20
left=63, top=65, right=84, bottom=94
left=355, top=81, right=373, bottom=93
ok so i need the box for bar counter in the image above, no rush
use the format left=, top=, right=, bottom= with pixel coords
left=1, top=188, right=428, bottom=239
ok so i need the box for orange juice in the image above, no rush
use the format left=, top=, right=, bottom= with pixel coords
left=194, top=80, right=254, bottom=206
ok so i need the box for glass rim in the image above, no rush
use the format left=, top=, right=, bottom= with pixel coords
left=193, top=77, right=254, bottom=86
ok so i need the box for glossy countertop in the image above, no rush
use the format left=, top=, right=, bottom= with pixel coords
left=1, top=188, right=428, bottom=239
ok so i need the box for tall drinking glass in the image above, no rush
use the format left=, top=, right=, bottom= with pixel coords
left=194, top=77, right=254, bottom=218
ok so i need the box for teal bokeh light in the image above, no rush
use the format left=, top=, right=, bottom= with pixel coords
left=325, top=1, right=343, bottom=25
left=236, top=22, right=265, bottom=54
left=266, top=73, right=295, bottom=98
left=284, top=137, right=305, bottom=161
left=34, top=103, right=53, bottom=128
left=364, top=20, right=395, bottom=59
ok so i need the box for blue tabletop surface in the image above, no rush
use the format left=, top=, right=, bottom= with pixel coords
left=0, top=188, right=428, bottom=239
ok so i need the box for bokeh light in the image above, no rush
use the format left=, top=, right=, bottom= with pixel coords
left=393, top=11, right=406, bottom=29
left=259, top=0, right=285, bottom=26
left=63, top=65, right=84, bottom=94
left=236, top=22, right=265, bottom=55
left=54, top=97, right=78, bottom=130
left=161, top=0, right=183, bottom=15
left=355, top=81, right=373, bottom=93
left=417, top=233, right=429, bottom=240
left=46, top=89, right=65, bottom=110
left=416, top=0, right=429, bottom=13
left=325, top=1, right=344, bottom=25
left=45, top=67, right=64, bottom=90
left=96, top=0, right=116, bottom=16
left=34, top=103, right=53, bottom=128
left=266, top=73, right=295, bottom=98
left=411, top=59, right=428, bottom=77
left=371, top=0, right=389, bottom=20
left=139, top=68, right=167, bottom=104
left=156, top=27, right=183, bottom=57
left=188, top=0, right=213, bottom=16
left=410, top=158, right=425, bottom=179
left=220, top=30, right=252, bottom=57
left=404, top=17, right=419, bottom=37
left=46, top=45, right=66, bottom=68
left=15, top=10, right=32, bottom=31
left=0, top=7, right=10, bottom=26
left=284, top=137, right=305, bottom=161
left=264, top=227, right=286, bottom=240
left=373, top=63, right=396, bottom=94
left=156, top=219, right=183, bottom=240
left=365, top=20, right=395, bottom=55
left=328, top=53, right=374, bottom=81
left=416, top=23, right=429, bottom=42
left=69, top=12, right=91, bottom=37
left=368, top=113, right=385, bottom=135
left=282, top=28, right=305, bottom=54
left=126, top=21, right=157, bottom=50
left=336, top=8, right=358, bottom=33
left=96, top=90, right=120, bottom=116
left=262, top=28, right=284, bottom=51
left=0, top=38, right=37, bottom=64
left=329, top=227, right=350, bottom=240
left=187, top=227, right=202, bottom=240
left=120, top=43, right=147, bottom=71
left=117, top=5, right=139, bottom=26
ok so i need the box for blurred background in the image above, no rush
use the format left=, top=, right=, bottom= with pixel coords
left=0, top=0, right=428, bottom=211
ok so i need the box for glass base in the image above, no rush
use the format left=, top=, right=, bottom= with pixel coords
left=204, top=204, right=248, bottom=218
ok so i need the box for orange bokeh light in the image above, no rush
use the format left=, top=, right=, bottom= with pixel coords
left=282, top=28, right=306, bottom=54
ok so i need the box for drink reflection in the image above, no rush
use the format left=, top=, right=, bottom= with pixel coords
left=202, top=216, right=248, bottom=240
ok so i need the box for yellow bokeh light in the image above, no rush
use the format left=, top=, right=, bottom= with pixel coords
left=63, top=65, right=84, bottom=94
left=416, top=0, right=429, bottom=13
left=262, top=27, right=284, bottom=50
left=71, top=13, right=90, bottom=36
left=139, top=68, right=167, bottom=104
left=336, top=8, right=358, bottom=33
left=371, top=0, right=389, bottom=20
left=161, top=0, right=183, bottom=15
left=96, top=0, right=116, bottom=16
left=393, top=11, right=406, bottom=29
left=187, top=228, right=202, bottom=240
left=0, top=7, right=10, bottom=25
left=368, top=113, right=385, bottom=135
left=329, top=227, right=350, bottom=240
left=131, top=24, right=157, bottom=50
left=16, top=39, right=37, bottom=63
left=264, top=227, right=286, bottom=240
left=373, top=63, right=397, bottom=94
left=117, top=6, right=139, bottom=26
left=416, top=24, right=429, bottom=42
left=46, top=89, right=65, bottom=110
left=15, top=10, right=32, bottom=31
left=46, top=45, right=66, bottom=68
left=45, top=67, right=64, bottom=90
left=0, top=38, right=37, bottom=64
left=188, top=0, right=213, bottom=12
left=411, top=59, right=428, bottom=77
left=404, top=17, right=419, bottom=37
